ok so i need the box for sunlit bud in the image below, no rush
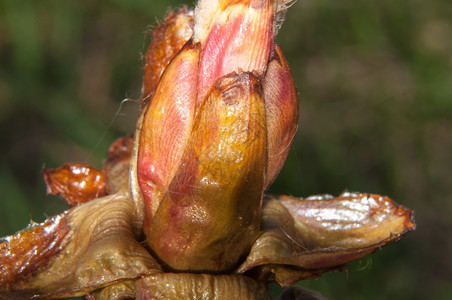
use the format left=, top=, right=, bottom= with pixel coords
left=133, top=0, right=299, bottom=272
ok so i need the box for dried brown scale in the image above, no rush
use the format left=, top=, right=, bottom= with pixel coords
left=236, top=193, right=415, bottom=277
left=0, top=192, right=161, bottom=299
left=0, top=214, right=69, bottom=291
left=103, top=136, right=134, bottom=194
left=43, top=163, right=107, bottom=205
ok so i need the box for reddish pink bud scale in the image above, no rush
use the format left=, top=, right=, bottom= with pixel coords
left=264, top=46, right=299, bottom=187
left=197, top=2, right=274, bottom=100
left=137, top=43, right=201, bottom=221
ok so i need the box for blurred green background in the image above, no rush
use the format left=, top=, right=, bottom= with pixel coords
left=0, top=0, right=451, bottom=299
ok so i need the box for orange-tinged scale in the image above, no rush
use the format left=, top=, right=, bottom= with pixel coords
left=106, top=136, right=133, bottom=163
left=263, top=45, right=299, bottom=188
left=43, top=163, right=106, bottom=206
left=219, top=0, right=248, bottom=10
left=104, top=136, right=134, bottom=193
left=147, top=72, right=266, bottom=272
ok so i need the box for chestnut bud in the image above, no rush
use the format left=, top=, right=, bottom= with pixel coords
left=132, top=0, right=298, bottom=272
